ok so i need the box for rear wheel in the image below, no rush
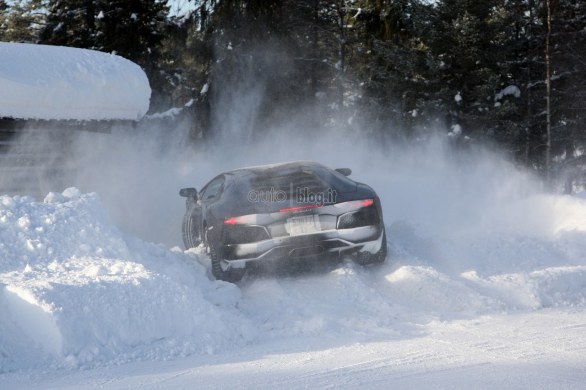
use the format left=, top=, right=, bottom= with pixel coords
left=182, top=213, right=201, bottom=249
left=210, top=244, right=246, bottom=283
left=355, top=229, right=387, bottom=266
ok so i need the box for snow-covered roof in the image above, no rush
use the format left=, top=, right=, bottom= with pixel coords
left=0, top=42, right=151, bottom=121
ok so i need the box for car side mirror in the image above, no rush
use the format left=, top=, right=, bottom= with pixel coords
left=179, top=187, right=198, bottom=198
left=335, top=168, right=352, bottom=176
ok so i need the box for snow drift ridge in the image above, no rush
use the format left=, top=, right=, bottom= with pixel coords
left=0, top=190, right=251, bottom=372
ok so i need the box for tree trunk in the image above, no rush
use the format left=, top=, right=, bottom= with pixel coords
left=336, top=0, right=346, bottom=108
left=310, top=0, right=319, bottom=98
left=545, top=0, right=552, bottom=184
left=525, top=0, right=534, bottom=163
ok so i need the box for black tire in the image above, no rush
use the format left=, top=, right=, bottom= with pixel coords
left=355, top=229, right=387, bottom=266
left=210, top=244, right=246, bottom=283
left=182, top=212, right=201, bottom=249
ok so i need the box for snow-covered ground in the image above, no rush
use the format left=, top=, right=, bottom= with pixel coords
left=1, top=161, right=586, bottom=388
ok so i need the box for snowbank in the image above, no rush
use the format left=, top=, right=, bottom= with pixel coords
left=0, top=190, right=252, bottom=372
left=0, top=43, right=150, bottom=121
left=1, top=185, right=586, bottom=374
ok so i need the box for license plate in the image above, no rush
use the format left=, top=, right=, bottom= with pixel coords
left=286, top=215, right=321, bottom=236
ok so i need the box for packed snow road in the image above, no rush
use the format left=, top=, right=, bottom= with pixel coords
left=1, top=185, right=586, bottom=388
left=8, top=310, right=585, bottom=389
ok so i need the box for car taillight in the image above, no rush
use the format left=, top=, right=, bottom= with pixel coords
left=333, top=198, right=374, bottom=210
left=224, top=217, right=238, bottom=225
left=224, top=216, right=246, bottom=225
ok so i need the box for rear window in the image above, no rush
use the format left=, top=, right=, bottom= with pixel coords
left=225, top=165, right=358, bottom=212
left=249, top=170, right=328, bottom=197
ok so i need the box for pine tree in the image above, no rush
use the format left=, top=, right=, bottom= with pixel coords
left=93, top=0, right=167, bottom=64
left=349, top=0, right=441, bottom=132
left=0, top=0, right=45, bottom=42
left=420, top=0, right=526, bottom=142
left=542, top=0, right=586, bottom=187
left=40, top=0, right=98, bottom=48
left=40, top=0, right=167, bottom=63
left=199, top=0, right=338, bottom=138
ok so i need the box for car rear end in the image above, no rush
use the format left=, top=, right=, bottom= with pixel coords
left=217, top=164, right=385, bottom=270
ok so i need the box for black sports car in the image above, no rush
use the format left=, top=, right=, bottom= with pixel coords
left=180, top=161, right=386, bottom=282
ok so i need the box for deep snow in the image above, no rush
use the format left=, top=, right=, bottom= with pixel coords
left=0, top=43, right=150, bottom=121
left=1, top=175, right=586, bottom=388
left=0, top=190, right=252, bottom=373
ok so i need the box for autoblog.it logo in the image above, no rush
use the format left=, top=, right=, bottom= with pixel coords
left=247, top=187, right=337, bottom=205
